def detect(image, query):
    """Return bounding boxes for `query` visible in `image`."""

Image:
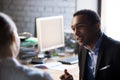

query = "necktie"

[86,51,94,80]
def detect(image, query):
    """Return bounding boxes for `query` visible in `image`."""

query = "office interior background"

[0,0,98,35]
[0,0,119,41]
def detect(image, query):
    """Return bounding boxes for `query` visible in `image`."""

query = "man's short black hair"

[73,9,100,25]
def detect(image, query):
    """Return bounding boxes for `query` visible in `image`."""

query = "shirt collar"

[84,32,103,55]
[93,32,103,54]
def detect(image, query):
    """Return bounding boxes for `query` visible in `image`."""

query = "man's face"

[71,15,99,46]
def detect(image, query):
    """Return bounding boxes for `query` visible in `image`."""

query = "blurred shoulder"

[19,64,53,80]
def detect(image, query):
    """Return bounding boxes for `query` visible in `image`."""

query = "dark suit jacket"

[78,34,120,80]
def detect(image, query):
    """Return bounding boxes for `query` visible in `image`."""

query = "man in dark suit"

[71,9,120,80]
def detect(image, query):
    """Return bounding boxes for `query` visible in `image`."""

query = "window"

[101,0,120,41]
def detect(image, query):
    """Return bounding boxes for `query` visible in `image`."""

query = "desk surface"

[43,65,79,80]
[25,53,79,80]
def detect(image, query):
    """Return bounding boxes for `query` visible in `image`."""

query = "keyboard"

[31,58,47,64]
[58,56,78,64]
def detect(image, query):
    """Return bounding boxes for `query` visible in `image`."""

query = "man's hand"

[60,69,73,80]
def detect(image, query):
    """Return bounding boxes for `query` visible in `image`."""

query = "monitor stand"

[31,57,47,64]
[31,51,47,64]
[44,51,52,58]
[30,51,51,64]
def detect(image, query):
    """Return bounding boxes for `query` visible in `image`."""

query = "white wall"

[76,0,98,12]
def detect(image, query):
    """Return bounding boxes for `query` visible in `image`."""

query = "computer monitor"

[36,16,65,57]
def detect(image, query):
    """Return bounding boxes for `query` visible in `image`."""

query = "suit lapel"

[80,48,88,79]
[95,46,104,77]
[95,34,106,78]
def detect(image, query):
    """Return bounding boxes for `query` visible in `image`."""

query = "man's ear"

[97,23,100,28]
[95,23,100,30]
[11,32,15,44]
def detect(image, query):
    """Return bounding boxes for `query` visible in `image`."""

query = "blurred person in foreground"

[71,9,120,80]
[0,12,53,80]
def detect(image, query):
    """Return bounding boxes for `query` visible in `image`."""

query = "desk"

[43,65,79,80]
[25,53,79,80]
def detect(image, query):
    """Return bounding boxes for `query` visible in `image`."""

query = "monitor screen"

[36,16,65,53]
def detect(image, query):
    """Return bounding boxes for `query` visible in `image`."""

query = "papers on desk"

[33,62,78,71]
[50,63,78,71]
[33,62,61,69]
